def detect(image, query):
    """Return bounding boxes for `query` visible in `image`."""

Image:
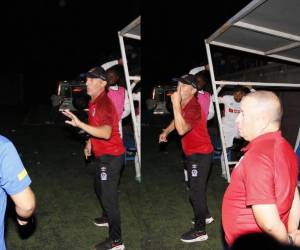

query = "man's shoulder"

[245,135,283,165]
[0,135,10,144]
[188,97,201,109]
[96,94,115,113]
[252,133,287,150]
[183,98,202,121]
[274,135,296,157]
[222,95,234,102]
[0,136,13,152]
[96,93,112,105]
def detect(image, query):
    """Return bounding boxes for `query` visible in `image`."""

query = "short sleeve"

[217,96,224,104]
[0,141,31,195]
[219,95,231,104]
[244,153,275,206]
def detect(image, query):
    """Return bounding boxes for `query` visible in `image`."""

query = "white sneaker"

[205,217,214,224]
[93,217,109,227]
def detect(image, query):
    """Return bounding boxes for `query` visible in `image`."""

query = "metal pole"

[215,81,300,88]
[118,32,141,182]
[205,41,231,183]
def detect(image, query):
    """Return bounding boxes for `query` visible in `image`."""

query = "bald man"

[222,91,300,247]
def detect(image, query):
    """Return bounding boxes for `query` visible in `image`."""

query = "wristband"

[16,214,33,222]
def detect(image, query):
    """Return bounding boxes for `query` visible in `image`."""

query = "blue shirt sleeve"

[296,144,300,171]
[0,139,31,195]
[296,144,300,160]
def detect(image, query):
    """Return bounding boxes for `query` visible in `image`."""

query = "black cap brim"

[86,72,107,81]
[172,77,197,89]
[172,77,180,82]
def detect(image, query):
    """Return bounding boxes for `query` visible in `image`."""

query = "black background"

[0,0,255,104]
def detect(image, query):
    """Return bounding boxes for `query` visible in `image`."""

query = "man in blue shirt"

[0,135,36,250]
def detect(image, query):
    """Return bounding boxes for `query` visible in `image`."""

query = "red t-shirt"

[181,97,213,156]
[88,91,125,157]
[222,131,298,246]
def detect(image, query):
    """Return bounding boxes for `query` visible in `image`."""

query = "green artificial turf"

[3,114,228,250]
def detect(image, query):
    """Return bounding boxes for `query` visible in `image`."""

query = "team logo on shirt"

[228,108,240,113]
[92,107,96,117]
[191,169,198,177]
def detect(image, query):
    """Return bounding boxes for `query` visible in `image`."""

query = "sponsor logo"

[191,169,198,177]
[228,108,240,113]
[101,172,107,181]
[92,108,96,117]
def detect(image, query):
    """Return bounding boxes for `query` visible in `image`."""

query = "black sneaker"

[180,228,208,243]
[191,216,214,225]
[94,238,125,250]
[93,217,109,227]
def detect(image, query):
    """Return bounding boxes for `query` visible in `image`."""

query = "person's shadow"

[231,233,300,250]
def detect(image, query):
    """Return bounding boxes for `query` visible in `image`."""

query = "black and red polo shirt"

[88,91,125,157]
[181,97,213,156]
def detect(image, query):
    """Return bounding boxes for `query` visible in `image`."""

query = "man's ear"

[102,80,108,87]
[256,115,270,134]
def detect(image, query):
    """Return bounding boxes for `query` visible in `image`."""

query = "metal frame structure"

[205,0,300,182]
[295,126,300,151]
[118,16,141,182]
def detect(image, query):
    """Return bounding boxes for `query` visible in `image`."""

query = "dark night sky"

[143,0,252,88]
[0,0,254,104]
[1,1,140,104]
